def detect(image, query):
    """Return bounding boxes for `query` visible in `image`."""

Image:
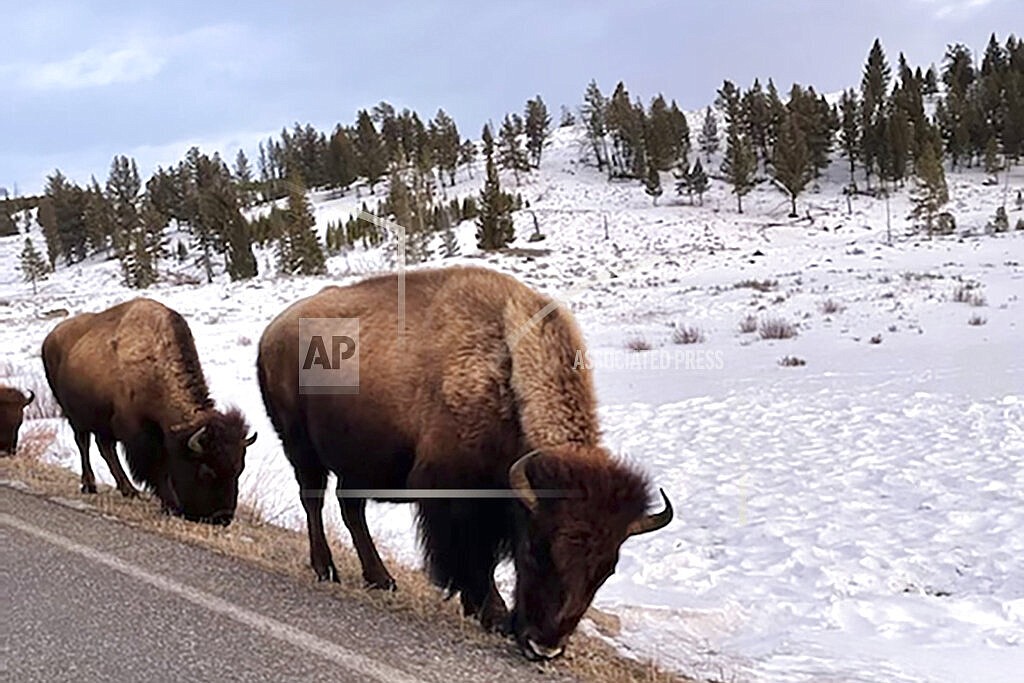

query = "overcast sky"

[1,0,1015,194]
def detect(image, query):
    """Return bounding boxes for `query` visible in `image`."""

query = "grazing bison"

[42,298,257,525]
[257,266,672,660]
[0,386,35,456]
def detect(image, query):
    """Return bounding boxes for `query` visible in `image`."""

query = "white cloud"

[917,0,995,19]
[5,23,250,92]
[26,43,165,90]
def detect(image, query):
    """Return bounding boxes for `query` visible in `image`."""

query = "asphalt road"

[0,483,576,683]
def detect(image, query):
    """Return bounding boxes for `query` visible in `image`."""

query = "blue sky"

[1,0,1014,194]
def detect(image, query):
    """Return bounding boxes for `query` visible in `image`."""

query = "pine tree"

[459,140,477,180]
[773,113,811,217]
[326,125,359,192]
[698,107,719,161]
[644,158,663,206]
[498,114,530,184]
[19,237,50,295]
[909,142,948,238]
[106,155,142,258]
[559,105,576,127]
[983,136,1001,179]
[689,159,709,205]
[860,38,892,187]
[718,81,756,213]
[354,110,387,194]
[234,149,254,207]
[476,124,514,250]
[923,65,939,96]
[431,109,461,186]
[839,89,861,188]
[524,95,552,168]
[581,80,609,170]
[36,197,59,267]
[277,176,326,275]
[743,79,771,169]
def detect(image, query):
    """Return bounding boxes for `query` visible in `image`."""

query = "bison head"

[165,408,257,525]
[507,447,672,661]
[0,388,35,456]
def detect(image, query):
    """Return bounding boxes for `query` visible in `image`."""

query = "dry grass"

[734,278,777,293]
[671,325,705,345]
[0,455,690,683]
[778,356,806,367]
[738,315,758,334]
[819,299,844,315]
[11,423,57,461]
[968,315,987,326]
[625,335,654,352]
[758,317,797,340]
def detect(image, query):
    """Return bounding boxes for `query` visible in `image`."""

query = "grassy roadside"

[1,429,691,683]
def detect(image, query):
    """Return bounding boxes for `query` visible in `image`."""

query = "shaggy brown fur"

[257,266,672,659]
[0,385,34,456]
[42,298,256,524]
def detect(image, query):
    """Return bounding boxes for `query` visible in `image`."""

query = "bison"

[257,266,672,660]
[42,298,256,525]
[0,386,35,456]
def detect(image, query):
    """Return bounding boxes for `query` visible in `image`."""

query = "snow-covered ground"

[2,125,1022,683]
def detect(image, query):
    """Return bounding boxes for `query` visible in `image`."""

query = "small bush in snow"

[1016,218,1024,231]
[952,283,985,306]
[820,298,844,314]
[779,356,806,367]
[672,325,705,345]
[739,315,758,333]
[734,278,777,293]
[238,336,252,347]
[625,336,653,352]
[869,334,883,344]
[968,315,987,326]
[759,317,797,340]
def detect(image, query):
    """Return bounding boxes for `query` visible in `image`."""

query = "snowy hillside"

[2,123,1023,683]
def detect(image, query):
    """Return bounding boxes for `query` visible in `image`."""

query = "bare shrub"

[820,298,844,314]
[734,278,777,292]
[779,356,806,367]
[968,315,987,326]
[13,423,56,461]
[671,325,705,345]
[869,334,883,344]
[625,336,653,352]
[952,283,985,306]
[759,317,797,340]
[738,315,758,333]
[237,336,252,347]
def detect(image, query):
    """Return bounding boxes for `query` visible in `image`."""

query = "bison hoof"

[365,576,397,592]
[315,565,340,584]
[80,483,98,494]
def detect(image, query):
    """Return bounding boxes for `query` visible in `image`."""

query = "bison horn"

[23,390,35,406]
[187,426,207,454]
[508,451,540,513]
[244,431,258,447]
[627,489,673,537]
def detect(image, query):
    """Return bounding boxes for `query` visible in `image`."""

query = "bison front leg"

[96,437,139,498]
[336,493,396,591]
[296,465,338,583]
[461,577,510,633]
[72,428,97,494]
